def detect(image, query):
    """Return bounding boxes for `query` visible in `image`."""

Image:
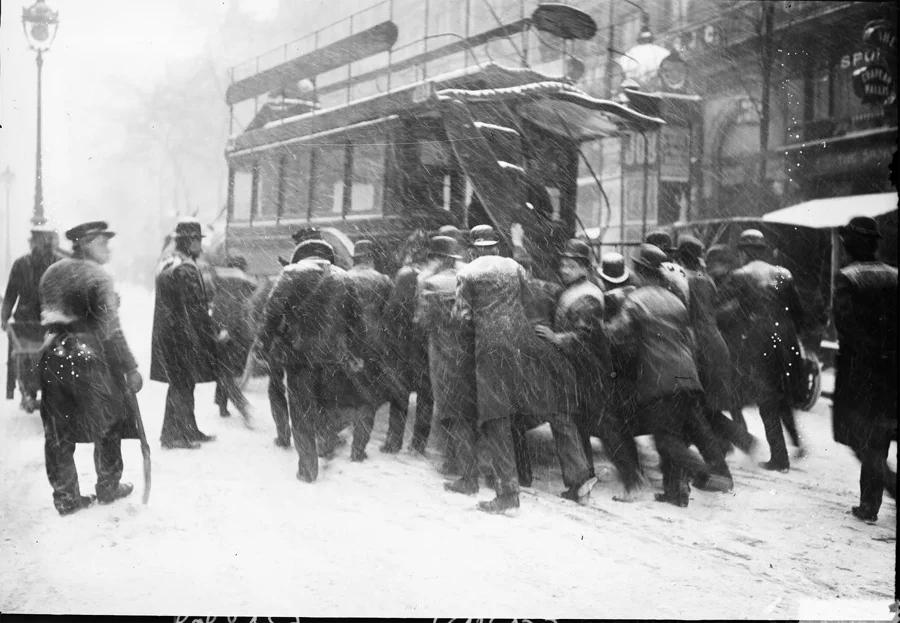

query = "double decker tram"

[221,3,664,281]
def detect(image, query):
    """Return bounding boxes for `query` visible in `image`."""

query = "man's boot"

[477,493,520,515]
[56,494,96,516]
[559,475,598,505]
[98,482,134,505]
[444,477,478,495]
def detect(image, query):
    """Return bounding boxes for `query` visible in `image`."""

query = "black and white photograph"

[0,0,896,619]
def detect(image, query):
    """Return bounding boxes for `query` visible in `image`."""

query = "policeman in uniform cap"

[717,228,809,472]
[151,218,221,449]
[38,221,143,514]
[832,216,898,523]
[3,223,61,411]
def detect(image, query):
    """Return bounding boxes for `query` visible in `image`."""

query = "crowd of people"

[2,212,896,523]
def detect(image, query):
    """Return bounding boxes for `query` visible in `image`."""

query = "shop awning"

[762,192,898,229]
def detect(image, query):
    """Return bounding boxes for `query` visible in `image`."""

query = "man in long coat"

[211,255,256,421]
[607,244,730,507]
[151,218,220,449]
[832,216,898,523]
[3,224,60,411]
[256,239,364,482]
[345,239,392,462]
[414,236,477,489]
[39,222,143,515]
[381,238,435,455]
[675,236,757,461]
[717,229,808,472]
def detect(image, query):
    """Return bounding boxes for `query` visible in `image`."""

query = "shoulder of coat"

[157,254,184,276]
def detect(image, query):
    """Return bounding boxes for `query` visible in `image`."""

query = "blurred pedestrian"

[645,230,689,303]
[716,229,809,472]
[256,239,364,482]
[151,218,221,450]
[38,221,143,515]
[832,216,898,523]
[211,255,256,423]
[346,239,392,462]
[3,224,60,412]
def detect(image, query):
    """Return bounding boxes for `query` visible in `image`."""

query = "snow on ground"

[0,284,895,619]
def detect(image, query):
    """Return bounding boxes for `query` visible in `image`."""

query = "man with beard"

[607,244,730,507]
[381,228,438,456]
[345,239,392,462]
[256,239,364,482]
[38,221,143,515]
[414,236,476,486]
[151,218,221,450]
[832,216,898,523]
[4,224,60,412]
[717,229,808,473]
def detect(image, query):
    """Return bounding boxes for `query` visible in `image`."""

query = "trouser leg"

[351,404,376,456]
[41,396,82,510]
[94,420,124,497]
[511,416,532,486]
[643,394,710,504]
[781,406,802,449]
[480,417,519,496]
[682,399,731,480]
[454,413,480,482]
[410,377,434,451]
[5,339,14,400]
[214,381,227,408]
[222,373,250,418]
[575,409,595,477]
[706,409,756,454]
[268,365,290,444]
[383,395,408,451]
[287,366,321,482]
[595,410,643,492]
[161,381,196,443]
[759,394,791,468]
[859,436,891,514]
[548,411,592,490]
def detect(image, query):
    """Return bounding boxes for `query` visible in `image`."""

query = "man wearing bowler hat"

[717,228,809,472]
[832,216,897,523]
[151,217,221,449]
[597,252,635,320]
[3,223,61,412]
[38,221,143,514]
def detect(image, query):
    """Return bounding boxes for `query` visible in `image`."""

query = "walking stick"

[125,389,152,505]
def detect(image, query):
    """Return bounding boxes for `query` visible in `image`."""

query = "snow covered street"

[0,285,895,619]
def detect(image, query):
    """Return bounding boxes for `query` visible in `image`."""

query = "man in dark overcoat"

[414,236,477,487]
[211,255,256,421]
[381,237,435,455]
[832,216,898,523]
[607,244,731,507]
[151,218,220,449]
[345,239,392,462]
[256,239,364,482]
[38,222,143,515]
[3,224,60,411]
[675,236,757,464]
[535,239,605,496]
[716,229,808,472]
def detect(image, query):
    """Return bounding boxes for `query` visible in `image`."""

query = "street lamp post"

[21,0,59,227]
[1,166,14,276]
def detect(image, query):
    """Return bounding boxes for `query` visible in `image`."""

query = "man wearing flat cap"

[38,221,143,515]
[3,223,61,412]
[151,218,220,449]
[716,228,809,473]
[256,238,364,482]
[832,216,898,523]
[345,239,392,462]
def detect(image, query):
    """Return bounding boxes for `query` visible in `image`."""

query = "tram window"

[232,169,253,221]
[348,141,386,215]
[258,157,280,219]
[282,149,311,217]
[310,144,346,218]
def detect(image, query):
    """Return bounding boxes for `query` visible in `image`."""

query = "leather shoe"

[379,443,401,454]
[560,475,598,505]
[98,482,134,505]
[350,449,368,462]
[758,460,789,473]
[194,432,217,443]
[162,438,201,450]
[444,477,479,495]
[56,494,96,516]
[851,505,878,523]
[274,437,291,449]
[655,492,689,508]
[477,493,520,515]
[218,407,232,418]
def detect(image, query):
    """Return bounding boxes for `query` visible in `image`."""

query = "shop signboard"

[659,125,691,182]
